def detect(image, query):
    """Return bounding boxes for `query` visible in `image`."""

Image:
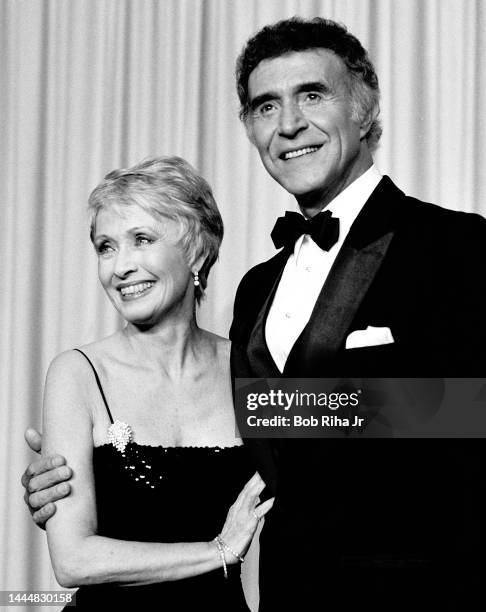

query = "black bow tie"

[271,210,340,251]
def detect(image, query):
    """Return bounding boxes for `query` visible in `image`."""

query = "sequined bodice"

[93,442,253,543]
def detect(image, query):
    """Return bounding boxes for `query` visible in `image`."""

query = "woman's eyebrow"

[93,233,110,242]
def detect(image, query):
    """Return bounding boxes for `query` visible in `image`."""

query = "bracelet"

[213,537,228,579]
[216,535,245,564]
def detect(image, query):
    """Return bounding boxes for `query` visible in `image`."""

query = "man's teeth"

[120,282,154,296]
[283,146,320,160]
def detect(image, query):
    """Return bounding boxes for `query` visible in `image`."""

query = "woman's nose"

[113,246,138,278]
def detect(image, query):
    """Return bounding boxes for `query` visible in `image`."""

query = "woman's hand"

[218,472,274,563]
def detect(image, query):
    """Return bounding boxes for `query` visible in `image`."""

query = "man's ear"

[359,102,380,140]
[244,117,257,145]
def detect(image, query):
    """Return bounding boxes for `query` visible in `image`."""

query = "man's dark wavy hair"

[235,17,382,150]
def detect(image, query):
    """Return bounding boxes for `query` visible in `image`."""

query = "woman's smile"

[118,281,156,300]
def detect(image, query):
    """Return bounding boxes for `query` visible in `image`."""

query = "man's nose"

[114,246,138,278]
[277,101,308,137]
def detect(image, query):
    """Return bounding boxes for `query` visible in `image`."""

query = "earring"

[193,272,200,287]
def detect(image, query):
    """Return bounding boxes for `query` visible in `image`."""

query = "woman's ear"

[191,254,205,277]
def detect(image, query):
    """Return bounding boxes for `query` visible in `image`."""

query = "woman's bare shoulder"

[47,331,124,386]
[43,351,96,425]
[48,348,91,379]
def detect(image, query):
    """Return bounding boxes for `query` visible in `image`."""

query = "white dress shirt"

[265,165,383,373]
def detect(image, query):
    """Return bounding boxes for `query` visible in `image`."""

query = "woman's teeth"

[120,282,154,297]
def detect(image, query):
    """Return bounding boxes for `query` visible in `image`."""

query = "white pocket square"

[345,326,394,349]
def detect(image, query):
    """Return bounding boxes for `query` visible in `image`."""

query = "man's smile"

[279,145,322,161]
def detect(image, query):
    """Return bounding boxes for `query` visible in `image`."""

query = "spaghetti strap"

[73,349,114,424]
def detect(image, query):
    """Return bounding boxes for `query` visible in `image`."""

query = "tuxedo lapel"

[245,253,295,377]
[284,177,403,375]
[230,272,283,379]
[230,248,290,349]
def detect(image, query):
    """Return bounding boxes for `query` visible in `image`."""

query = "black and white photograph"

[1,1,485,610]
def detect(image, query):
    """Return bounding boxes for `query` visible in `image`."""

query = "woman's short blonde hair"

[88,156,223,302]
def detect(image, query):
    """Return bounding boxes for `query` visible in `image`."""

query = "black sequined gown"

[69,350,253,611]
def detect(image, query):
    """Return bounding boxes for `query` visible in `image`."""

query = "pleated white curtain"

[1,1,485,610]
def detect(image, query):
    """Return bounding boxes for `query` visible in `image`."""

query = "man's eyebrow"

[249,81,332,110]
[249,92,278,111]
[296,81,332,94]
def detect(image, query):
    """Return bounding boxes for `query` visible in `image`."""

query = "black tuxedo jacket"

[230,177,486,610]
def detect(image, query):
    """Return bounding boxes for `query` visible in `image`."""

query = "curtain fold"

[1,1,484,610]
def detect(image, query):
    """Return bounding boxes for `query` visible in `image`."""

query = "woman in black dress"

[42,156,273,610]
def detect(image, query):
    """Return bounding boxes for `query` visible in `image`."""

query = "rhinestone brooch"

[107,420,133,453]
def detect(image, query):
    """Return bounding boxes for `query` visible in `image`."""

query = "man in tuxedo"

[22,17,486,611]
[229,17,486,611]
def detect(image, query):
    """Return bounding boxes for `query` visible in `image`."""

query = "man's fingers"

[24,454,66,479]
[32,502,56,528]
[27,464,72,493]
[21,471,29,489]
[24,489,34,515]
[24,428,42,453]
[22,455,68,489]
[29,483,71,509]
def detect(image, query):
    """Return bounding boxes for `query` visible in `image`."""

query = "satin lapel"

[246,265,286,378]
[284,176,403,375]
[230,269,284,380]
[231,248,291,349]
